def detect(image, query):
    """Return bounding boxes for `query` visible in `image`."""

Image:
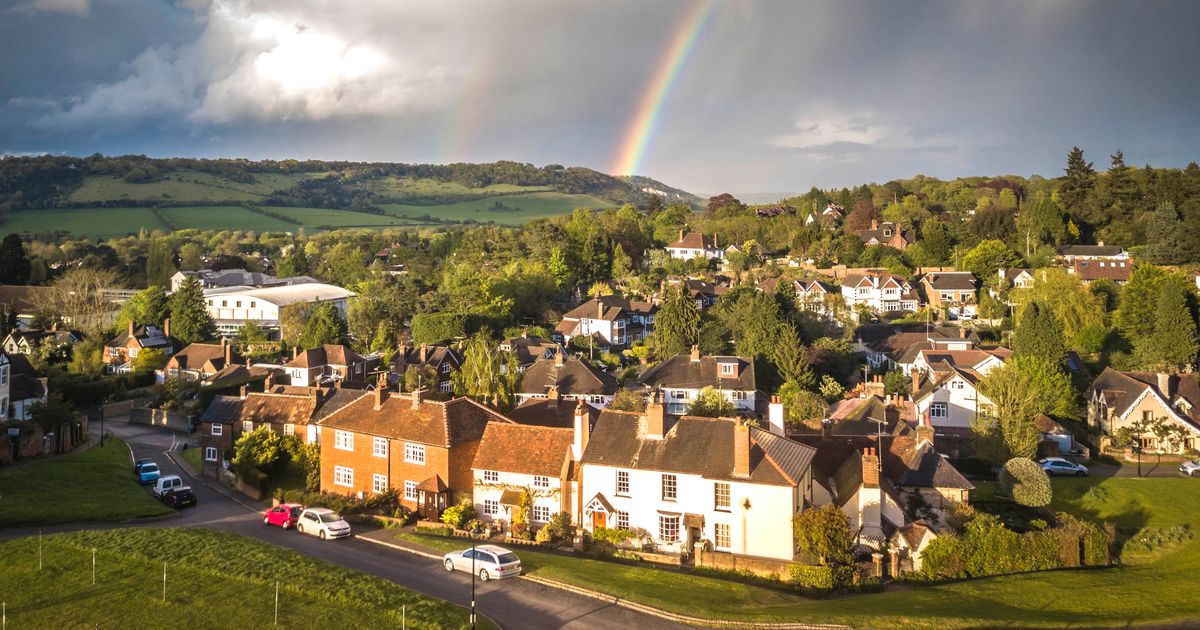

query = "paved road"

[10,421,684,630]
[1090,460,1197,478]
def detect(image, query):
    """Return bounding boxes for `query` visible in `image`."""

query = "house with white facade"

[911,349,1007,428]
[0,352,48,422]
[795,278,841,320]
[854,323,979,373]
[636,346,757,416]
[170,269,317,292]
[1055,243,1129,265]
[554,295,656,349]
[841,270,920,318]
[1086,368,1200,453]
[665,231,723,260]
[472,421,576,528]
[201,283,354,337]
[577,399,817,561]
[283,344,377,388]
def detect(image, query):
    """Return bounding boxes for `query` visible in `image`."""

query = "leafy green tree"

[961,239,1021,280]
[793,503,853,566]
[178,242,205,270]
[778,380,827,432]
[609,389,647,412]
[687,386,736,417]
[453,332,519,409]
[231,427,292,473]
[299,301,349,348]
[999,458,1053,507]
[1115,265,1171,343]
[1010,355,1076,417]
[276,241,309,277]
[29,393,77,434]
[118,286,169,331]
[1011,301,1065,363]
[1013,269,1104,348]
[131,347,166,373]
[236,321,270,344]
[1135,277,1199,372]
[145,238,176,287]
[167,275,215,343]
[1015,194,1067,249]
[654,285,700,357]
[547,246,571,289]
[818,375,845,402]
[403,364,438,393]
[67,338,105,376]
[977,362,1041,460]
[1143,203,1184,264]
[0,234,32,285]
[610,243,633,279]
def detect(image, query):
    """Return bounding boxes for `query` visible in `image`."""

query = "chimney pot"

[572,399,590,461]
[645,396,666,439]
[374,373,387,410]
[733,418,751,477]
[911,368,921,394]
[163,318,170,338]
[128,319,135,337]
[690,345,700,362]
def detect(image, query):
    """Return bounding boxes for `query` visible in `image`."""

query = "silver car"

[443,545,522,581]
[1180,460,1200,477]
[295,507,352,540]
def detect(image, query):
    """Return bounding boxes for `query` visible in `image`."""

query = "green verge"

[0,438,174,526]
[396,477,1200,628]
[0,528,480,628]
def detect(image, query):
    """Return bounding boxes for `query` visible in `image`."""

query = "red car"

[263,503,304,529]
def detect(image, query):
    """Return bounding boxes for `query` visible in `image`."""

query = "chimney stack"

[163,318,170,338]
[547,385,559,400]
[1158,372,1171,397]
[911,368,921,394]
[690,344,701,362]
[50,321,57,332]
[733,417,751,478]
[411,386,423,409]
[374,373,387,410]
[871,219,879,231]
[554,348,564,367]
[293,346,300,360]
[239,384,249,399]
[597,300,604,319]
[862,448,880,488]
[224,338,231,364]
[311,387,322,406]
[679,228,685,242]
[645,392,666,439]
[572,399,590,460]
[127,319,135,337]
[768,395,785,436]
[265,372,275,390]
[419,344,429,364]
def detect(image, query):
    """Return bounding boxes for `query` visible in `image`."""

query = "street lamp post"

[99,397,107,447]
[469,523,482,630]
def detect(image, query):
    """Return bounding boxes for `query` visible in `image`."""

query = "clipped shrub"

[440,501,476,530]
[787,564,852,591]
[535,512,574,546]
[999,457,1053,507]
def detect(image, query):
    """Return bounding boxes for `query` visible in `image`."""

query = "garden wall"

[129,407,191,432]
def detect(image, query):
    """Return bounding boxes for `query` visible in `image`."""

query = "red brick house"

[105,320,177,373]
[317,385,511,518]
[394,343,461,394]
[161,339,243,383]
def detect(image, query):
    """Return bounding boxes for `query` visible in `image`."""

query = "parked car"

[1039,457,1088,477]
[443,545,522,581]
[295,507,351,539]
[263,503,305,529]
[136,462,161,485]
[152,474,184,499]
[161,486,197,509]
[133,457,155,473]
[1180,460,1200,477]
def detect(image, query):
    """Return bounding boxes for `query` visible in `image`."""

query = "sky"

[1,0,1198,194]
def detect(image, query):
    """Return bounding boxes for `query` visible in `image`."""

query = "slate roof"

[507,397,597,429]
[561,295,657,322]
[1056,245,1125,257]
[319,394,509,447]
[637,354,756,391]
[579,410,815,486]
[499,335,560,366]
[472,422,574,477]
[200,395,244,425]
[885,436,974,490]
[108,324,174,350]
[826,396,905,436]
[285,344,366,369]
[856,223,916,246]
[4,328,82,347]
[1088,367,1200,431]
[169,343,243,372]
[10,374,46,401]
[519,356,619,396]
[396,344,461,368]
[921,272,978,291]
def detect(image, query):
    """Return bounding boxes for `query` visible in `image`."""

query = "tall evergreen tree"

[610,243,632,279]
[299,301,349,348]
[653,285,700,357]
[1011,301,1065,363]
[145,239,176,287]
[167,276,215,343]
[1115,265,1170,343]
[0,234,31,285]
[1060,146,1096,223]
[1139,278,1199,372]
[1107,150,1137,208]
[1143,203,1184,264]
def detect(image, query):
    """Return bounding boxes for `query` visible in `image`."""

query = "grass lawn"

[180,446,203,474]
[380,191,614,225]
[159,205,300,233]
[397,476,1200,628]
[3,207,169,238]
[0,528,480,628]
[0,439,174,527]
[259,206,431,229]
[66,171,321,204]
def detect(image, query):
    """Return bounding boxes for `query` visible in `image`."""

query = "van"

[152,474,184,498]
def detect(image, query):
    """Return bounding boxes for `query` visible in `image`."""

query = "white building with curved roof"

[202,283,355,336]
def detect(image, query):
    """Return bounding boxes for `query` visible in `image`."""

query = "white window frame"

[372,474,388,494]
[714,482,731,511]
[283,423,295,436]
[658,514,679,542]
[211,423,223,436]
[204,446,218,462]
[404,443,426,465]
[404,480,418,500]
[373,436,388,458]
[616,470,630,496]
[662,474,677,501]
[930,403,948,419]
[242,421,253,433]
[720,363,735,376]
[533,475,551,489]
[532,505,551,523]
[485,499,499,515]
[615,510,629,530]
[334,430,354,451]
[334,466,354,487]
[714,523,731,549]
[483,470,499,483]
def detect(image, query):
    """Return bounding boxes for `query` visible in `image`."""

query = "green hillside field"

[380,191,614,225]
[67,171,325,204]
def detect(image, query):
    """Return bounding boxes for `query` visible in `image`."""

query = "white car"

[1039,457,1089,477]
[1180,460,1200,477]
[443,545,522,581]
[152,474,185,499]
[295,507,351,540]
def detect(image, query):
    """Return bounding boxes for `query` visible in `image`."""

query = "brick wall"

[694,547,812,579]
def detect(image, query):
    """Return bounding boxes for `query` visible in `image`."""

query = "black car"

[161,486,198,509]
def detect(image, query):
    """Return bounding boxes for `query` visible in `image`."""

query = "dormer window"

[720,362,736,376]
[1176,399,1192,414]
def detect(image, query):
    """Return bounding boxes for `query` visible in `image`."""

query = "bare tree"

[30,267,124,333]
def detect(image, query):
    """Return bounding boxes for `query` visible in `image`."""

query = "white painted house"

[911,349,1006,428]
[554,296,657,349]
[666,231,724,260]
[472,421,575,527]
[840,270,920,316]
[201,283,354,337]
[636,347,757,416]
[577,400,817,561]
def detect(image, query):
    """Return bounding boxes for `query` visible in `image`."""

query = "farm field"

[67,171,321,204]
[1,207,169,238]
[0,528,478,628]
[262,206,429,229]
[380,191,614,225]
[159,206,300,232]
[362,175,552,199]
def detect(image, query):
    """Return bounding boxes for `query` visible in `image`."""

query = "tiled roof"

[108,324,173,349]
[826,396,905,436]
[519,356,619,396]
[1072,260,1132,282]
[885,436,973,490]
[319,394,509,447]
[579,410,815,486]
[170,343,242,372]
[1088,367,1200,431]
[499,335,560,365]
[201,395,244,425]
[856,223,916,246]
[637,354,756,391]
[507,397,597,429]
[242,392,319,426]
[668,232,718,250]
[921,272,978,291]
[396,344,460,368]
[285,344,365,369]
[472,423,573,477]
[561,295,657,321]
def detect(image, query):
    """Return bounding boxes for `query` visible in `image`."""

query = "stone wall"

[129,407,191,432]
[694,545,812,579]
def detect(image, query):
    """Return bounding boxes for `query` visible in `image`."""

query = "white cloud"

[35,0,465,128]
[769,113,962,162]
[9,0,89,16]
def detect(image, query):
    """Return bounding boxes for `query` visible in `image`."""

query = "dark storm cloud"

[1,0,1197,192]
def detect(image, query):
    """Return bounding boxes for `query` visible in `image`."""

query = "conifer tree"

[654,285,700,357]
[299,301,349,348]
[1011,301,1065,364]
[167,276,215,343]
[1139,279,1199,372]
[610,243,632,280]
[1060,146,1096,222]
[0,234,31,285]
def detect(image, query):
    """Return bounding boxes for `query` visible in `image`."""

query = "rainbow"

[610,0,717,178]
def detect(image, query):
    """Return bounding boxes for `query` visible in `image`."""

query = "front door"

[419,491,439,520]
[592,511,607,530]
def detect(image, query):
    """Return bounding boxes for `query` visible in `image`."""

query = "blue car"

[136,462,161,485]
